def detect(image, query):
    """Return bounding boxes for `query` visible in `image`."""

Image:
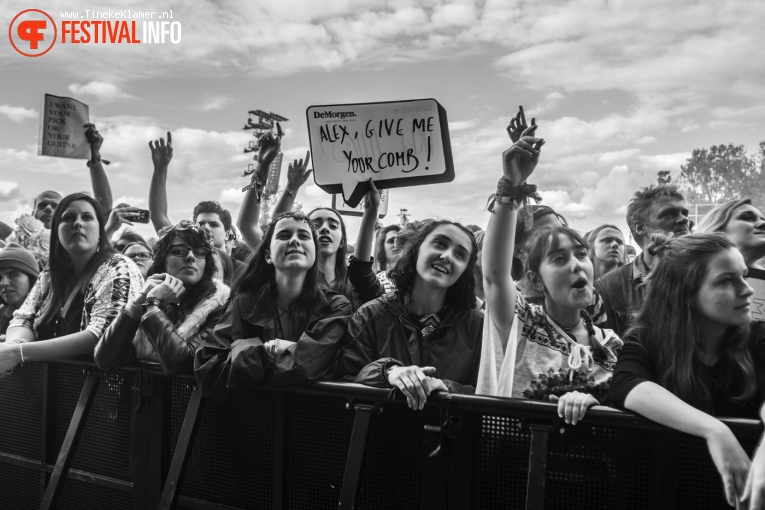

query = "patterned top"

[10,254,144,340]
[477,292,623,402]
[375,270,396,294]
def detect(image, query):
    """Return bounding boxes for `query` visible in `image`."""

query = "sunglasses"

[126,252,152,262]
[169,244,211,259]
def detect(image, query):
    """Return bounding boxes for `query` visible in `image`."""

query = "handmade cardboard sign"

[38,94,90,159]
[306,99,453,207]
[331,188,389,218]
[747,267,765,321]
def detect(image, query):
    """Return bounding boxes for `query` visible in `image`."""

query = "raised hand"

[362,179,381,213]
[84,123,103,159]
[105,204,141,233]
[502,106,544,185]
[286,151,312,192]
[256,122,283,182]
[149,132,173,168]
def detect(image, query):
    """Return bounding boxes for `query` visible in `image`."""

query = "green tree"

[677,143,757,204]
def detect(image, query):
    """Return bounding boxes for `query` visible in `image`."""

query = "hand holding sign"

[306,98,454,207]
[83,123,103,159]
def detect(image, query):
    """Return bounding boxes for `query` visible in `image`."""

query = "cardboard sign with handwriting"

[38,94,90,159]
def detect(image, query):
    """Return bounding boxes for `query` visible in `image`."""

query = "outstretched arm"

[148,132,173,232]
[483,106,544,345]
[272,149,312,217]
[237,124,284,249]
[84,124,113,214]
[354,179,380,262]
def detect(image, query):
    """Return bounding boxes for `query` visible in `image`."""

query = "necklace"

[546,313,583,334]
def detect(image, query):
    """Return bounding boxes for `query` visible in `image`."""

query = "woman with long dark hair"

[195,211,352,400]
[478,108,621,425]
[0,192,143,372]
[94,221,229,375]
[609,232,765,507]
[338,216,483,409]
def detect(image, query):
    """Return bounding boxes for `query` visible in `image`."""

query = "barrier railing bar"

[134,372,171,510]
[39,369,102,510]
[158,385,205,510]
[177,495,245,510]
[40,362,57,496]
[338,403,379,509]
[525,424,553,510]
[273,392,286,510]
[0,452,131,492]
[0,451,41,470]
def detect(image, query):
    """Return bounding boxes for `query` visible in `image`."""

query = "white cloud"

[0,105,37,122]
[68,81,134,103]
[198,95,234,112]
[448,120,475,132]
[532,92,567,116]
[0,181,22,201]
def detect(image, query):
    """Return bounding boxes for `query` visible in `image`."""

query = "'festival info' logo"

[9,9,57,57]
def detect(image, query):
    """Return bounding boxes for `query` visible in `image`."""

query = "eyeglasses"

[169,244,211,259]
[126,252,152,262]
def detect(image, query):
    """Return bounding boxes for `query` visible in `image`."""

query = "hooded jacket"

[337,291,484,394]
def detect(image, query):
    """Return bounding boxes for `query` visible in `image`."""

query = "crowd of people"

[2,107,765,507]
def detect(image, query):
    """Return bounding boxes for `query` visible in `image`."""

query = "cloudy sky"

[2,0,764,243]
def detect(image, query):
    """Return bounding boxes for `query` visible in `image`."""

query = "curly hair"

[625,232,756,412]
[149,222,217,324]
[234,212,322,333]
[389,220,478,311]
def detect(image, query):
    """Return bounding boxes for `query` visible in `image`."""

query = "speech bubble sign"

[331,188,389,219]
[37,93,90,160]
[306,98,453,207]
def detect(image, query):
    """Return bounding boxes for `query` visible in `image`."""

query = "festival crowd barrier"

[0,359,761,510]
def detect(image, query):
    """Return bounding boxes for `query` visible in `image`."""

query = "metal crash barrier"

[0,360,762,510]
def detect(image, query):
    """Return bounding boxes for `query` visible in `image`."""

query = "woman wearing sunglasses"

[94,220,229,376]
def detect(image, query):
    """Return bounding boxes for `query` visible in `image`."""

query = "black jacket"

[194,288,351,400]
[336,292,483,394]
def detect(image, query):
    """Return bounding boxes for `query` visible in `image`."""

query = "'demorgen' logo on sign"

[9,8,181,57]
[9,9,57,57]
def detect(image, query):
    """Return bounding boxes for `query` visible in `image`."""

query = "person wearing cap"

[0,243,40,336]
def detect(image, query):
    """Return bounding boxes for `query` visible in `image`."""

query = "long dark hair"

[234,212,322,333]
[625,232,756,412]
[149,222,217,324]
[37,193,116,328]
[307,207,350,296]
[374,224,401,272]
[390,220,478,311]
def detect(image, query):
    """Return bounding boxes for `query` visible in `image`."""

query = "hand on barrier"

[549,391,599,426]
[706,423,750,508]
[741,438,765,509]
[387,365,439,411]
[286,151,312,192]
[149,131,173,168]
[0,342,22,376]
[502,106,544,186]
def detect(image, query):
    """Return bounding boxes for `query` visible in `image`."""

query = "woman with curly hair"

[194,211,352,399]
[337,212,483,409]
[609,232,765,507]
[1,192,143,373]
[478,108,621,426]
[94,220,229,375]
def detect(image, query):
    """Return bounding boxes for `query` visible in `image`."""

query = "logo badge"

[9,9,57,57]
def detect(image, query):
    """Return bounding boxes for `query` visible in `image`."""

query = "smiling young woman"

[194,212,352,399]
[337,217,483,410]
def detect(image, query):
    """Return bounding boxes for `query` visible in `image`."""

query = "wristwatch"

[144,296,165,310]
